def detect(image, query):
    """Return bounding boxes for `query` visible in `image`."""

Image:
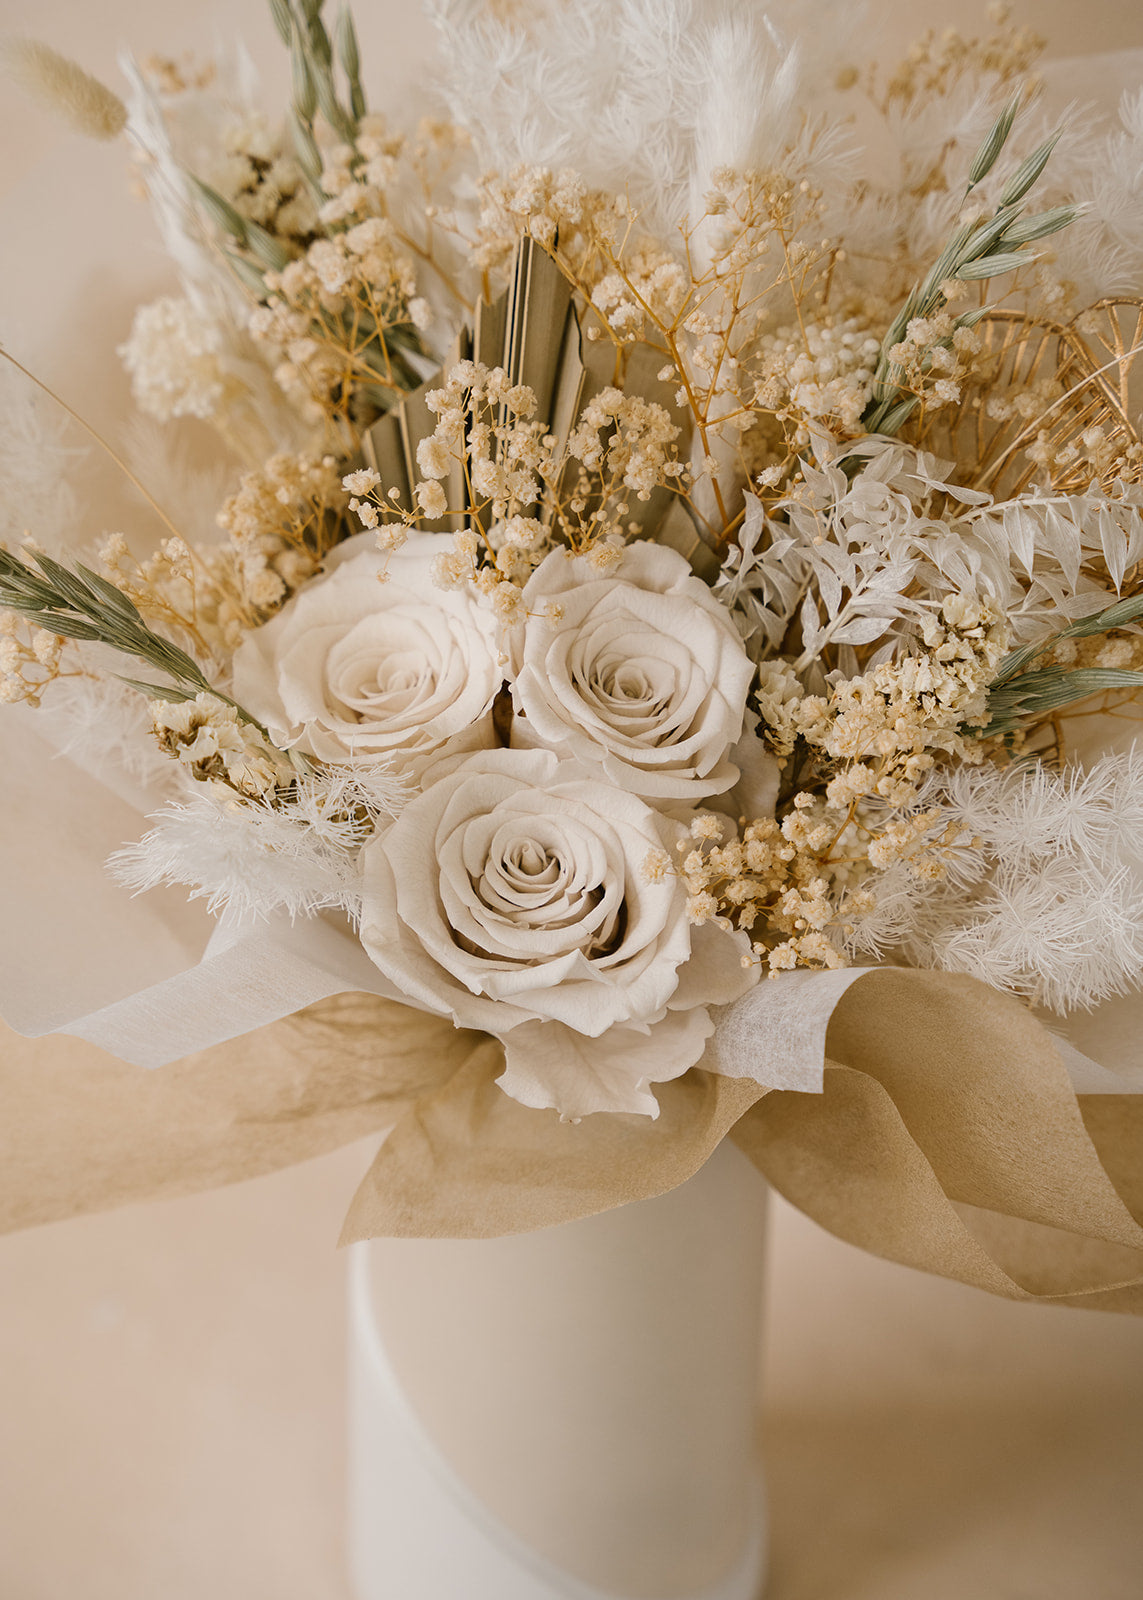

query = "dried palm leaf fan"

[918,298,1143,499]
[362,237,722,579]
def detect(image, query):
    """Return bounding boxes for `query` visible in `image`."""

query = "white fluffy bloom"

[119,296,228,422]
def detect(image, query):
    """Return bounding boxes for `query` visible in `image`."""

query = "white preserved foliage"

[846,753,1143,1014]
[111,765,410,923]
[717,440,1143,671]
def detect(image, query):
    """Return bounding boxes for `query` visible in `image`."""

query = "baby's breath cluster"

[210,112,318,246]
[0,609,69,707]
[119,297,230,424]
[766,595,1008,790]
[647,810,847,975]
[214,451,347,622]
[249,216,427,432]
[473,166,626,280]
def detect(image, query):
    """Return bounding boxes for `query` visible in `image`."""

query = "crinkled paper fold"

[3,966,1142,1314]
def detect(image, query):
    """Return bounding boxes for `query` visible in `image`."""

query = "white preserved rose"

[358,747,754,1117]
[231,533,502,774]
[510,542,755,801]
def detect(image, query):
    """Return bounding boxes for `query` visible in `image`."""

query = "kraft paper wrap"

[3,968,1142,1313]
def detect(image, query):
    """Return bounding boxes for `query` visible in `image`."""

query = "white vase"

[347,1138,769,1600]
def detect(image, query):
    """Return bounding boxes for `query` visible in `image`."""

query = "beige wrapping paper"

[0,996,486,1232]
[729,971,1143,1312]
[3,967,1142,1313]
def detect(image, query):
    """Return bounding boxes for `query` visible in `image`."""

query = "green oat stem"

[978,593,1143,736]
[862,104,1077,440]
[0,546,270,735]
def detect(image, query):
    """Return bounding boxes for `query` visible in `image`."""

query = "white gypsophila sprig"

[111,762,410,923]
[846,752,1143,1013]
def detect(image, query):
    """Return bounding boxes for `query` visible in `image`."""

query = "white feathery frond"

[847,751,1143,1013]
[1047,88,1143,303]
[423,0,856,235]
[121,415,239,547]
[110,764,410,923]
[33,672,179,804]
[0,363,85,553]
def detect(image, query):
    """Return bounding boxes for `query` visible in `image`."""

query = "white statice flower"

[509,542,756,801]
[358,746,755,1118]
[231,532,503,776]
[119,296,229,422]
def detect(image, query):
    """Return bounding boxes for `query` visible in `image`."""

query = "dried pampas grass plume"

[0,36,126,141]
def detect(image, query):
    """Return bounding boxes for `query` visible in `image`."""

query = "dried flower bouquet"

[2,0,1143,1306]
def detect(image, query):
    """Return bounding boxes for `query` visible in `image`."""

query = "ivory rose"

[509,542,756,801]
[358,747,754,1117]
[231,533,502,774]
